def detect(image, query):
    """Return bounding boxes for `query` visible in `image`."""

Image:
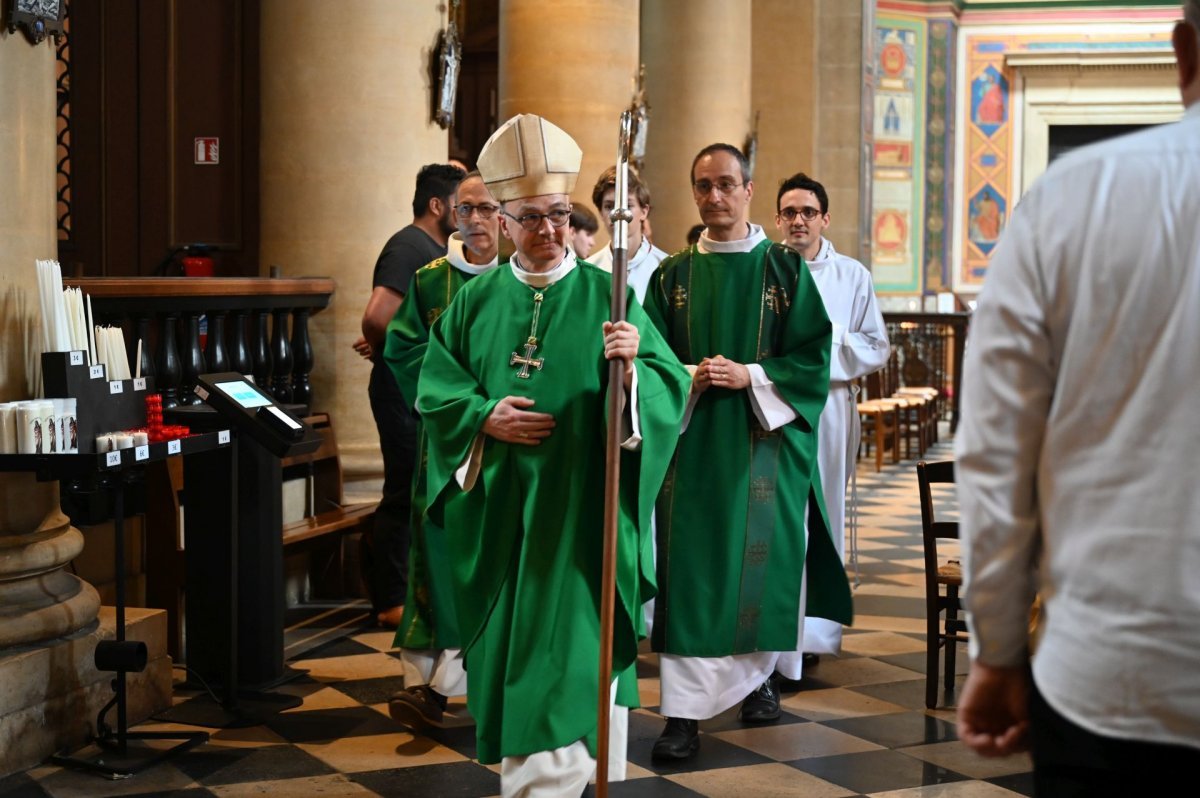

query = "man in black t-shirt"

[355,163,465,627]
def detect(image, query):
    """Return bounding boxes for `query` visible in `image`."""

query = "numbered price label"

[89,365,105,380]
[109,381,124,395]
[218,430,231,445]
[105,451,122,468]
[133,377,147,391]
[167,439,182,455]
[135,445,150,461]
[69,351,84,366]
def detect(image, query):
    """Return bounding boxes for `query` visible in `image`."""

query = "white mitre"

[477,114,582,202]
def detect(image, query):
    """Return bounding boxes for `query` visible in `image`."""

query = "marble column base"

[0,510,101,649]
[0,607,172,778]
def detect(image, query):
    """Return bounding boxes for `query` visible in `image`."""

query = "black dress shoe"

[652,717,699,761]
[802,653,821,666]
[388,685,448,730]
[738,675,782,723]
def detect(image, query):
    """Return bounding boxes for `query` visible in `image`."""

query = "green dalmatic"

[644,239,853,658]
[383,257,479,652]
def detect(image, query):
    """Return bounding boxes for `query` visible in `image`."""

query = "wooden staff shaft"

[596,110,634,797]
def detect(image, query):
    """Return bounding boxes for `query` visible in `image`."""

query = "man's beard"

[438,206,457,237]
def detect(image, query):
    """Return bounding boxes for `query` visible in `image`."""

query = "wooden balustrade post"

[158,314,183,408]
[206,311,231,373]
[290,308,313,408]
[271,309,293,402]
[180,313,207,405]
[252,311,273,388]
[230,311,252,376]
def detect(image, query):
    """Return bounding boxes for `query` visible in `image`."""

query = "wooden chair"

[883,358,934,458]
[857,378,900,472]
[864,370,923,460]
[917,460,968,708]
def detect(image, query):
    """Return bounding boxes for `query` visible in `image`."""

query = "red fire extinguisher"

[182,252,214,277]
[156,243,215,277]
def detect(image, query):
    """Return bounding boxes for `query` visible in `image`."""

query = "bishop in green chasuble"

[645,225,854,728]
[417,253,690,764]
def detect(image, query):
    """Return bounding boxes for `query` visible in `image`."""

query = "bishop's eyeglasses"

[455,203,499,220]
[692,179,744,196]
[501,208,572,231]
[777,206,824,222]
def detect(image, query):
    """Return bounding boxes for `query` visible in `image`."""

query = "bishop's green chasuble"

[644,239,853,657]
[383,257,479,652]
[417,260,690,764]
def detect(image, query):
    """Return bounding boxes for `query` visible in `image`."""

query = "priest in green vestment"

[381,171,502,731]
[415,114,690,795]
[644,143,853,762]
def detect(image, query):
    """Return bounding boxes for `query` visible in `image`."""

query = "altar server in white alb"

[586,165,668,303]
[773,172,889,661]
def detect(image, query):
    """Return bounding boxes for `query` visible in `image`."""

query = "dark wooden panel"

[103,0,140,275]
[137,0,170,278]
[60,0,260,278]
[168,0,242,250]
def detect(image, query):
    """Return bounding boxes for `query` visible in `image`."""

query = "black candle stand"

[0,353,237,778]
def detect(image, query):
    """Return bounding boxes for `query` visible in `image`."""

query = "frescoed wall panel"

[959,38,1013,286]
[922,15,956,293]
[955,24,1175,290]
[870,16,925,293]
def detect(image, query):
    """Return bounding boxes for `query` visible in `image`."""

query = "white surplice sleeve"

[620,364,642,451]
[954,196,1049,669]
[679,364,797,433]
[454,434,485,490]
[831,272,891,383]
[745,364,797,431]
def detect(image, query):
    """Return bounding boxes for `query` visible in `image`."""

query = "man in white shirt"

[773,173,889,665]
[955,4,1200,791]
[587,165,669,302]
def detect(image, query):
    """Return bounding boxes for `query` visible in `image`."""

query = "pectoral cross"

[510,337,544,379]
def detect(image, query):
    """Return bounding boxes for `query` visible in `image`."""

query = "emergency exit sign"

[194,137,220,165]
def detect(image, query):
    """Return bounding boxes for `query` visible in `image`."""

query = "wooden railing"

[64,277,334,410]
[882,311,970,433]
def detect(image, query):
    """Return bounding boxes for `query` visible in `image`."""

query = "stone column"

[0,28,100,650]
[259,1,449,488]
[641,0,752,252]
[497,0,639,237]
[815,0,865,259]
[749,0,817,235]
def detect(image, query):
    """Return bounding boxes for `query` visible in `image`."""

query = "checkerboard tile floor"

[1,433,1034,797]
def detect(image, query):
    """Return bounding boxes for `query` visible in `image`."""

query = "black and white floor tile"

[1,432,1034,797]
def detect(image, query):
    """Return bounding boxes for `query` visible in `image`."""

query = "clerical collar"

[804,237,837,270]
[447,232,499,275]
[509,249,578,288]
[698,223,767,254]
